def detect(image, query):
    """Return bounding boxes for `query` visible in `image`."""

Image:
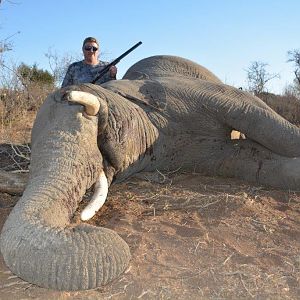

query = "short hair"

[82,37,99,47]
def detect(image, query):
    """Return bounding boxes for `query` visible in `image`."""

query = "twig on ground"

[239,273,255,298]
[10,143,30,161]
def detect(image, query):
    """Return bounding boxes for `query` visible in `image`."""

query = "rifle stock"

[91,41,142,84]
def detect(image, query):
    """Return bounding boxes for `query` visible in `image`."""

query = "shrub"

[0,62,56,125]
[17,63,55,86]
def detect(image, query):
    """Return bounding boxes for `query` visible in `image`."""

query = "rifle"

[91,41,142,84]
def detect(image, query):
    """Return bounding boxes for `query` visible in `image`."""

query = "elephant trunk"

[0,92,130,290]
[0,182,130,290]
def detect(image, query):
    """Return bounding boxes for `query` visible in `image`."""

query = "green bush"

[17,63,55,86]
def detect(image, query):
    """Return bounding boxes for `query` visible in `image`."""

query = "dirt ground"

[1,171,300,299]
[0,119,300,299]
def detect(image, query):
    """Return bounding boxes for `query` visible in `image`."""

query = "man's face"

[83,42,99,61]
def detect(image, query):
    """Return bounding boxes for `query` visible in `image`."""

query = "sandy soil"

[1,171,300,300]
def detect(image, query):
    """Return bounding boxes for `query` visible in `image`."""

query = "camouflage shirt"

[61,60,114,87]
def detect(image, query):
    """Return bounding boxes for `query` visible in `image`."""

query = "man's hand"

[109,65,117,79]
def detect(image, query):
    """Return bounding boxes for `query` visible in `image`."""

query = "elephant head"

[0,85,131,290]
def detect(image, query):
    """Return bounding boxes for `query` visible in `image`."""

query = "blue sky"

[1,0,299,93]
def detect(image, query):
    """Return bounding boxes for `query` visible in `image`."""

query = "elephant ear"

[102,79,167,111]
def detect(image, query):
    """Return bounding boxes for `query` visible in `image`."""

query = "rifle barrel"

[91,41,142,84]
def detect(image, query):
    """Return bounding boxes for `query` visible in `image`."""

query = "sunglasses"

[84,46,98,52]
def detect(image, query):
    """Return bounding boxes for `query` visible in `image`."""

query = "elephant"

[1,55,300,291]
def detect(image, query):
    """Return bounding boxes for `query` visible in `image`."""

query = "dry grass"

[0,110,36,145]
[0,84,54,142]
[79,174,300,299]
[258,92,300,125]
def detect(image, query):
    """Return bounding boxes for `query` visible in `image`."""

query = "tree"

[0,39,13,66]
[0,41,12,54]
[45,48,80,87]
[287,49,300,93]
[17,63,55,86]
[0,31,20,72]
[246,61,280,95]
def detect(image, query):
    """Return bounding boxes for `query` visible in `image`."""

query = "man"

[61,37,117,87]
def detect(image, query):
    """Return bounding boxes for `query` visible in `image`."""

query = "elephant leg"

[207,139,300,190]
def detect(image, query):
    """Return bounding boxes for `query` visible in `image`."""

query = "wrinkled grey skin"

[2,55,300,291]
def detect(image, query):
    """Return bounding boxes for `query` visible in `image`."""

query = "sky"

[0,0,299,93]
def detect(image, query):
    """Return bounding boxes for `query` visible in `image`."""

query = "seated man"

[61,36,117,87]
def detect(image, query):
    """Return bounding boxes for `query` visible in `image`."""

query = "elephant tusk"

[80,171,108,221]
[66,91,100,116]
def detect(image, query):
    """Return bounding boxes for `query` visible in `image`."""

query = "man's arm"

[94,63,117,85]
